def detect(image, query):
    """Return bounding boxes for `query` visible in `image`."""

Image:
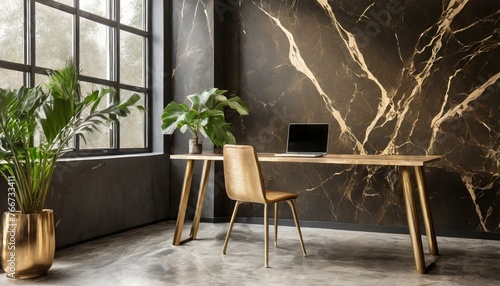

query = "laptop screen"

[286,123,329,153]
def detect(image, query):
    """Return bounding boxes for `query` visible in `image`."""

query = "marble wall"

[171,0,499,235]
[170,0,230,220]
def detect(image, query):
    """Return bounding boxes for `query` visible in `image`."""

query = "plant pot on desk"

[189,138,203,154]
[1,209,55,279]
[213,145,223,154]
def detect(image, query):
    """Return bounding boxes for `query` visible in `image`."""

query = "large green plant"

[0,62,141,214]
[161,88,249,147]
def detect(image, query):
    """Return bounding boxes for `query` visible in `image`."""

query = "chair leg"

[264,203,269,268]
[286,200,307,257]
[274,202,278,247]
[222,201,241,255]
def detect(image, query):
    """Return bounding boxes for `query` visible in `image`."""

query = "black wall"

[0,156,170,249]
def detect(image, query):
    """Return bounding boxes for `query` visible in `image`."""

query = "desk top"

[170,153,441,166]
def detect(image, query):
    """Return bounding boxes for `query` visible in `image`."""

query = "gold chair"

[222,144,307,267]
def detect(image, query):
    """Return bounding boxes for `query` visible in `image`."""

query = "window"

[0,0,151,155]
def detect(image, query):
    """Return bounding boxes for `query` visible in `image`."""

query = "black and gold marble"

[171,0,499,235]
[224,0,499,234]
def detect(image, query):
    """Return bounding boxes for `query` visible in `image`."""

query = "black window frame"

[0,0,152,156]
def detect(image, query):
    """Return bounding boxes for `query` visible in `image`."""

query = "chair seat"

[265,190,298,203]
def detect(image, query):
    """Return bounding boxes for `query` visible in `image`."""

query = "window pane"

[80,0,110,18]
[54,0,73,7]
[120,31,144,86]
[34,73,50,86]
[121,0,144,30]
[80,18,111,80]
[119,90,145,148]
[0,0,24,64]
[79,82,113,149]
[36,4,73,70]
[0,68,23,89]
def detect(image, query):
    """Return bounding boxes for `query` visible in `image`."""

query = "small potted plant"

[161,88,249,154]
[0,61,142,279]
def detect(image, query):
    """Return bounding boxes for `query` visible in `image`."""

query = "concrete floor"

[0,221,499,285]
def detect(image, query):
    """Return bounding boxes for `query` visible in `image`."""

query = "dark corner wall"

[172,0,499,238]
[169,0,232,222]
[49,156,170,248]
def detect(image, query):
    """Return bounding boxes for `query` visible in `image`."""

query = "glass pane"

[80,18,111,80]
[54,0,73,7]
[80,0,110,18]
[119,90,145,148]
[36,3,73,70]
[120,31,144,86]
[34,73,50,86]
[0,68,23,89]
[121,0,144,30]
[79,82,113,149]
[0,0,24,63]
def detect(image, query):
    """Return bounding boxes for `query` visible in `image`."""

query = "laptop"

[274,123,329,157]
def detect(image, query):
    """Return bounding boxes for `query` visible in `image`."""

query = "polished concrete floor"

[1,221,499,285]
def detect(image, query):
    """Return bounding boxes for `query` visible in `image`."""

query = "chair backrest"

[223,144,267,204]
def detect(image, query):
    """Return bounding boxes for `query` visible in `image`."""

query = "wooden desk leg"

[172,160,195,246]
[414,166,439,256]
[190,160,212,240]
[401,166,426,274]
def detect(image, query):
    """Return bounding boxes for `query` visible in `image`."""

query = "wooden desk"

[170,153,441,274]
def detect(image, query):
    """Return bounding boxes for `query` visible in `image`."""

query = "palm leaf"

[0,61,144,214]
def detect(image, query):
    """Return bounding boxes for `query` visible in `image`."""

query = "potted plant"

[0,62,141,279]
[161,88,249,154]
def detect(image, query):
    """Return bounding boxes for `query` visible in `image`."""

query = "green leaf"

[227,96,250,115]
[202,115,236,146]
[161,102,190,134]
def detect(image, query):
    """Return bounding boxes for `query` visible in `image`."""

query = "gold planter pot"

[1,209,55,279]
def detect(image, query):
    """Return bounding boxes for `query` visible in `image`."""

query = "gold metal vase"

[1,209,55,279]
